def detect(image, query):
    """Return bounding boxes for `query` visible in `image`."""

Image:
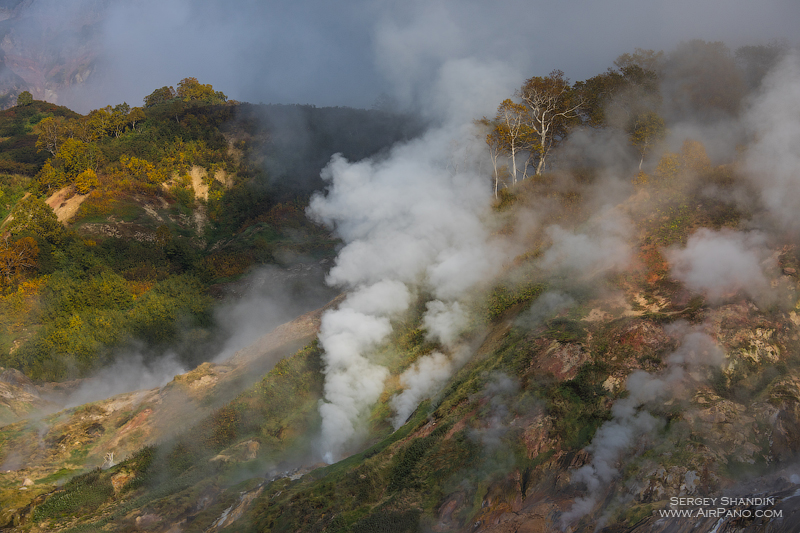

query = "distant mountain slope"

[0,0,104,106]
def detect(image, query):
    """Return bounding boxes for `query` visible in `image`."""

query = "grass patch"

[36,467,79,486]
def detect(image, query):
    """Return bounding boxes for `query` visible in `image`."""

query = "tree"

[56,138,101,179]
[34,161,66,195]
[613,48,664,74]
[662,40,745,119]
[574,69,626,127]
[75,168,99,194]
[110,103,131,137]
[517,70,583,175]
[36,117,66,156]
[575,49,662,130]
[7,195,64,245]
[144,86,176,108]
[16,91,33,106]
[735,42,786,91]
[680,139,710,174]
[120,155,166,184]
[629,112,666,170]
[493,99,534,184]
[86,107,113,140]
[64,117,94,143]
[176,77,227,104]
[128,107,146,131]
[0,235,38,292]
[476,117,505,198]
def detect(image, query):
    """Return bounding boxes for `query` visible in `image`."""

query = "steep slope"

[4,44,800,533]
[0,295,341,529]
[6,145,800,532]
[0,91,420,385]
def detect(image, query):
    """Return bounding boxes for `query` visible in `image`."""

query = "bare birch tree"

[494,99,532,185]
[517,70,582,175]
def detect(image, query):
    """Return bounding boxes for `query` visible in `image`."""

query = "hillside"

[3,43,800,533]
[0,81,420,386]
[5,144,800,532]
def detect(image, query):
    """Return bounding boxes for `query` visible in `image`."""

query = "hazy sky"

[62,0,800,110]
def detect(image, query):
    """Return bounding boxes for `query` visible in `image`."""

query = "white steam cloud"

[389,299,474,430]
[308,129,514,459]
[59,352,186,409]
[665,228,774,303]
[390,346,472,430]
[561,325,724,527]
[515,291,575,329]
[540,208,634,276]
[316,281,410,462]
[306,52,522,461]
[744,52,800,234]
[422,300,470,348]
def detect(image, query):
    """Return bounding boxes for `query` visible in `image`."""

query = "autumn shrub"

[494,187,517,210]
[0,277,44,325]
[544,317,587,343]
[260,201,306,227]
[56,138,102,181]
[7,195,65,244]
[202,405,241,452]
[652,203,692,246]
[33,160,66,194]
[166,442,196,477]
[74,168,99,194]
[171,182,195,214]
[119,154,167,184]
[680,139,711,173]
[1,269,210,378]
[119,445,157,492]
[0,235,38,293]
[546,361,612,449]
[387,423,450,493]
[33,309,128,371]
[41,270,133,321]
[655,152,680,181]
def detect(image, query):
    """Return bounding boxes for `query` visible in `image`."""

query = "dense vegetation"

[0,79,421,381]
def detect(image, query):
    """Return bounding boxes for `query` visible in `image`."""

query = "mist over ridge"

[0,0,795,112]
[2,1,800,531]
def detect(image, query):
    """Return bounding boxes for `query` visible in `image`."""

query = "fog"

[2,0,798,112]
[4,0,800,528]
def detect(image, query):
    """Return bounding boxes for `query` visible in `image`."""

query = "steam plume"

[744,52,800,234]
[306,55,521,461]
[390,346,472,430]
[540,208,634,276]
[515,291,575,329]
[664,228,775,304]
[561,325,724,527]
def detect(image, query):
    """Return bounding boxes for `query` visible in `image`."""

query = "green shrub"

[349,509,421,533]
[31,468,113,521]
